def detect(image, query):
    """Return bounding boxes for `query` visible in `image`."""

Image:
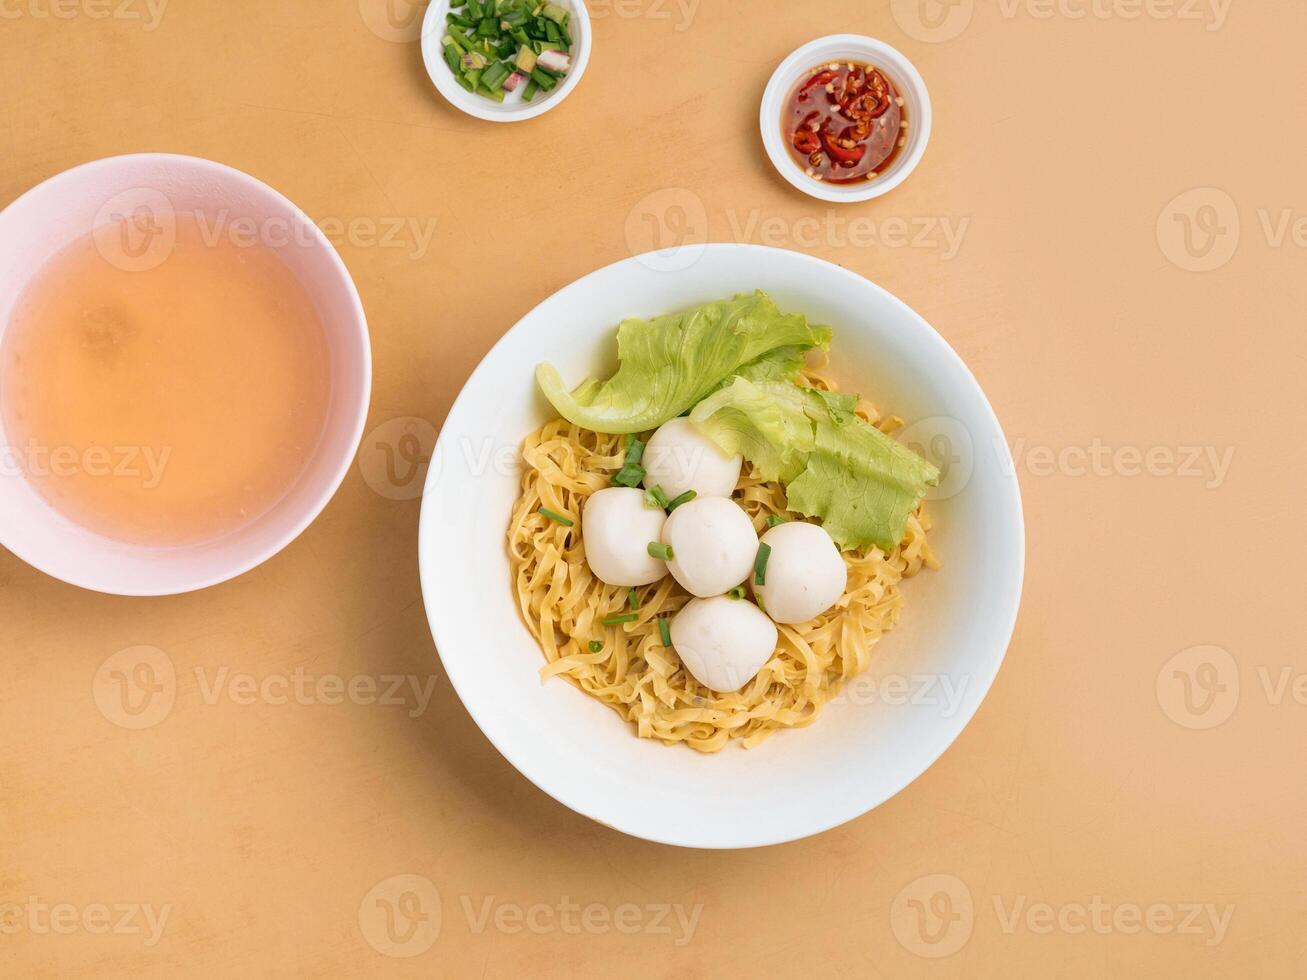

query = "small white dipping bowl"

[760,34,932,203]
[0,154,372,596]
[418,244,1023,848]
[421,0,591,123]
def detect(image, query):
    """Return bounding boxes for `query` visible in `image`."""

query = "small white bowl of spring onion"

[421,0,590,123]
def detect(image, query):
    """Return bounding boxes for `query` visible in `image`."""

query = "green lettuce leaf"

[690,378,939,551]
[688,378,818,483]
[535,291,831,434]
[730,345,812,386]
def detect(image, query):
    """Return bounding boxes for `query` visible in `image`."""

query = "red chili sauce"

[784,63,906,184]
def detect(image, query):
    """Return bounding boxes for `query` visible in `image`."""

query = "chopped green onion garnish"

[645,485,671,510]
[602,613,639,626]
[443,0,571,105]
[754,542,772,586]
[538,507,573,527]
[766,514,788,528]
[611,463,645,487]
[648,542,674,561]
[727,585,746,600]
[481,61,511,89]
[627,588,639,611]
[588,640,604,653]
[657,616,672,647]
[624,434,646,466]
[667,490,697,511]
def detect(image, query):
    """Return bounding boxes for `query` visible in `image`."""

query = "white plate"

[418,245,1023,848]
[421,0,591,123]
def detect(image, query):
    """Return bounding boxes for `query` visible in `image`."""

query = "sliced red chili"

[799,69,837,96]
[793,127,821,155]
[822,132,865,166]
[847,92,891,120]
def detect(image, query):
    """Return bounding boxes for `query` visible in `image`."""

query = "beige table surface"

[2,1,1304,977]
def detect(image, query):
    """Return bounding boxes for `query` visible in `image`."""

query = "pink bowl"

[0,154,372,595]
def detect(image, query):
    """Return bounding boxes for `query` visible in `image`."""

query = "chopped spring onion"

[602,613,639,626]
[613,434,648,486]
[588,640,604,653]
[647,542,674,561]
[645,485,671,510]
[624,434,646,466]
[628,588,639,611]
[481,61,512,89]
[727,585,746,600]
[766,514,788,528]
[538,507,573,526]
[657,616,672,647]
[445,0,572,104]
[611,463,645,487]
[667,489,697,511]
[754,542,772,586]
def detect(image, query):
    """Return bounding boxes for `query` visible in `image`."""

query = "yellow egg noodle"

[507,371,937,753]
